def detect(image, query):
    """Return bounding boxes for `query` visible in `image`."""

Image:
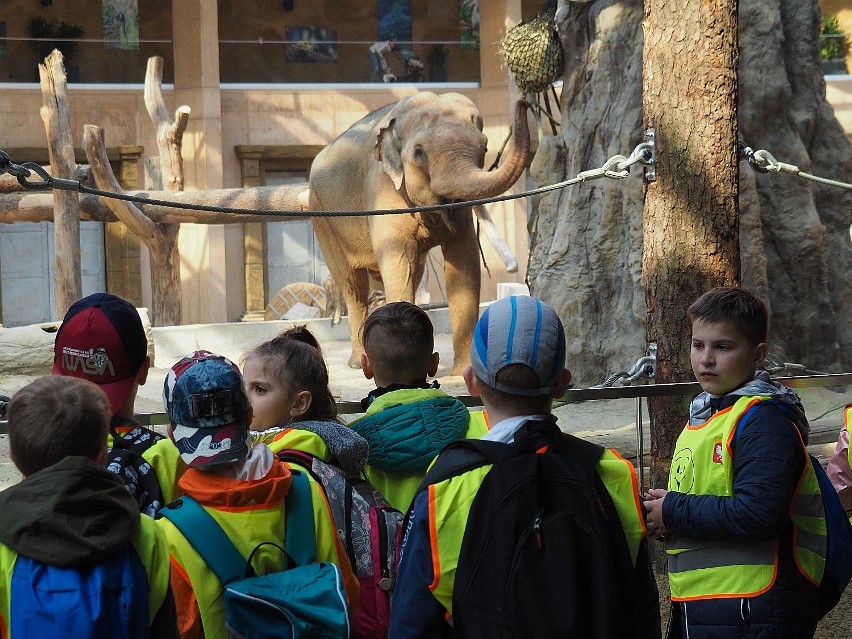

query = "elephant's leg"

[312,218,371,368]
[441,213,481,375]
[375,237,420,303]
[341,269,371,367]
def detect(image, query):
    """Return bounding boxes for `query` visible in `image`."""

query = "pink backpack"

[278,449,403,639]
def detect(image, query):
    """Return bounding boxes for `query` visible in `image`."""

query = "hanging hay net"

[499,7,564,95]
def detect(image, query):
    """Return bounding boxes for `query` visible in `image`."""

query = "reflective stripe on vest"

[427,448,646,613]
[666,395,826,600]
[846,405,852,478]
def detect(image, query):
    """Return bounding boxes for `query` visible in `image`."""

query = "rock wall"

[529,0,852,385]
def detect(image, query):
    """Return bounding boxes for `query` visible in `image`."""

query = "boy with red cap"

[53,292,184,514]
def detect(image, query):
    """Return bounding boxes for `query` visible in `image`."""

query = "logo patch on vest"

[712,437,723,464]
[671,447,695,493]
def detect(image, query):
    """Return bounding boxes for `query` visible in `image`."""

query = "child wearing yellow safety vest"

[155,351,358,639]
[348,302,489,512]
[390,295,660,638]
[644,287,824,639]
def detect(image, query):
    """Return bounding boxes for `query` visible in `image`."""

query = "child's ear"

[551,369,572,398]
[136,355,151,386]
[290,390,313,419]
[93,446,108,467]
[360,353,374,380]
[427,352,440,377]
[462,365,480,397]
[754,342,769,367]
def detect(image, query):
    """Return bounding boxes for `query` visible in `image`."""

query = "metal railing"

[2,373,849,492]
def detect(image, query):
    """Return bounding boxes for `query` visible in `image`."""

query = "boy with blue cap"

[156,350,359,638]
[388,295,660,639]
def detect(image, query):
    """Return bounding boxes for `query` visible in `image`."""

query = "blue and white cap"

[471,295,567,397]
[163,350,250,468]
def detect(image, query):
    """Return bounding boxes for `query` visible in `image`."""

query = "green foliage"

[27,17,85,63]
[820,16,850,61]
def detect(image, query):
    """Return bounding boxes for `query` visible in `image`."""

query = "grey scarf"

[254,420,369,474]
[688,371,810,443]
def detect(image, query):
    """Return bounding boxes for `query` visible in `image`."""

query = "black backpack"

[106,419,167,517]
[419,421,642,639]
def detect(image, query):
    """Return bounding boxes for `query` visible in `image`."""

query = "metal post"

[636,395,644,493]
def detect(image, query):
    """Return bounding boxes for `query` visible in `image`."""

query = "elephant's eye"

[413,146,426,162]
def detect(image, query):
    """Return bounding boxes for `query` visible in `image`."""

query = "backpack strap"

[157,495,246,586]
[419,420,603,491]
[157,470,317,582]
[284,470,318,566]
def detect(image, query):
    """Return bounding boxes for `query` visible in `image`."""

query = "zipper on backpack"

[533,513,544,558]
[592,488,609,520]
[378,509,394,591]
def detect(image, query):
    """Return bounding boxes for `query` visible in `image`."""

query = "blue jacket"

[662,383,820,639]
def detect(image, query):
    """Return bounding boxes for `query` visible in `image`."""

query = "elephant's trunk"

[431,100,531,201]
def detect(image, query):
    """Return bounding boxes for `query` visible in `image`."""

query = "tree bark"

[39,49,81,317]
[642,0,740,490]
[0,185,310,224]
[83,125,182,326]
[0,166,92,193]
[145,56,191,192]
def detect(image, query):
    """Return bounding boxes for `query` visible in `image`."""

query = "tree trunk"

[39,49,81,318]
[533,0,850,388]
[641,0,740,489]
[83,125,182,326]
[0,185,310,224]
[145,56,191,192]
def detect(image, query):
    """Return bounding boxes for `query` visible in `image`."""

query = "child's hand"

[643,488,669,540]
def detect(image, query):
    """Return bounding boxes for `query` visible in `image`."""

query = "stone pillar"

[236,146,267,319]
[476,0,530,302]
[105,146,145,307]
[172,0,244,324]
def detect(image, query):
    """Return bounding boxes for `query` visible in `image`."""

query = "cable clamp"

[15,162,80,192]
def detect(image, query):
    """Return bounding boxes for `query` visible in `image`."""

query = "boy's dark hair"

[361,302,435,385]
[476,365,553,415]
[8,375,110,477]
[687,286,769,346]
[246,326,338,422]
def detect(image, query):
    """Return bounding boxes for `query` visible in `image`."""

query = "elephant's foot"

[348,352,364,369]
[447,363,467,377]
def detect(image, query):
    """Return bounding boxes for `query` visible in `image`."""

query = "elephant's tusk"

[474,204,518,272]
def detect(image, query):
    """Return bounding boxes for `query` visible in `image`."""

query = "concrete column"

[476,0,530,302]
[172,0,243,324]
[237,147,267,318]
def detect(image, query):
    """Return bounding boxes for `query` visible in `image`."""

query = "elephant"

[309,91,530,374]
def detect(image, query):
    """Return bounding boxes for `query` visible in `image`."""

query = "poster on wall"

[285,27,338,63]
[102,0,140,50]
[378,0,412,42]
[459,0,480,50]
[0,23,7,61]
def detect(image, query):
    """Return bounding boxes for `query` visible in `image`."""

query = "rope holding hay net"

[500,7,564,96]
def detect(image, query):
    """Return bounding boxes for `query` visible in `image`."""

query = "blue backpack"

[11,545,150,639]
[158,470,350,639]
[810,454,852,617]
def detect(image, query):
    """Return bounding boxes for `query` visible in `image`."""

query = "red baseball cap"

[52,293,148,414]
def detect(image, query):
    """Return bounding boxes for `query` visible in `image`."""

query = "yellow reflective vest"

[0,514,171,636]
[427,447,646,613]
[666,395,826,601]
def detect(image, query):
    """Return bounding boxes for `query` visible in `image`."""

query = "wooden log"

[0,184,311,225]
[39,50,81,316]
[145,57,191,192]
[0,165,92,193]
[84,125,183,325]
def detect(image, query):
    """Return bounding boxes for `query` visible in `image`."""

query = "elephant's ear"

[375,118,404,191]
